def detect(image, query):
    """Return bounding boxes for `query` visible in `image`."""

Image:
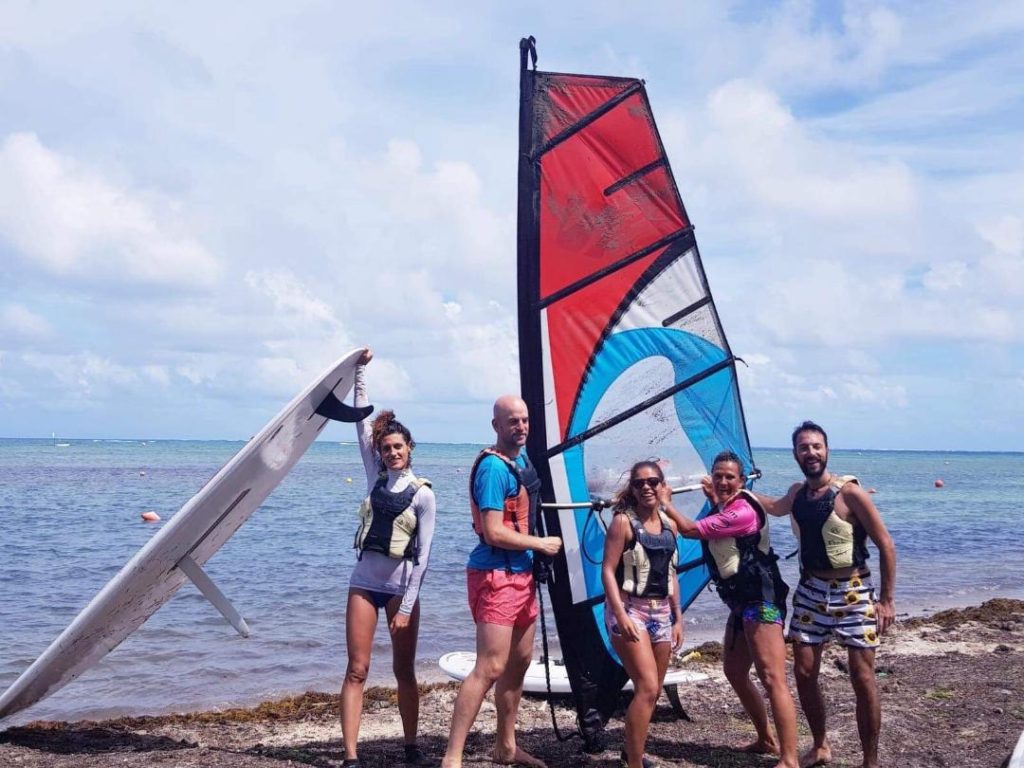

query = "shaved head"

[492,395,529,456]
[493,394,528,420]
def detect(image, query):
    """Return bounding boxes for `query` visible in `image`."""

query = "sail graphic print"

[515,37,757,743]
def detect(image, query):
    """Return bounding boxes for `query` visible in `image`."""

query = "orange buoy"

[868,488,877,494]
[934,479,944,488]
[141,511,161,522]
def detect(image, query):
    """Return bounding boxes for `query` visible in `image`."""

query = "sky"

[0,1,1022,451]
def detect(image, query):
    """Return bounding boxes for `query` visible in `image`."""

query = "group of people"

[339,349,897,768]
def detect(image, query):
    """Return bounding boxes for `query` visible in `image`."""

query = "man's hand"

[875,597,896,635]
[536,536,562,557]
[358,348,373,365]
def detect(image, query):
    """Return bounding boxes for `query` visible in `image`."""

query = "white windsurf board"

[0,348,369,720]
[438,651,707,695]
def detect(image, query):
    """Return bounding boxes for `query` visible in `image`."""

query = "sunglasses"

[630,477,662,490]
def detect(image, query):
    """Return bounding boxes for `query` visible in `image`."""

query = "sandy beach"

[2,599,1021,768]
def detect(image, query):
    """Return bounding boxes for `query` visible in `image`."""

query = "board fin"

[315,392,373,423]
[176,556,251,638]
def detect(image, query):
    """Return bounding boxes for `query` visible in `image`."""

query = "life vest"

[791,474,868,573]
[701,490,788,609]
[468,448,541,542]
[616,509,678,599]
[354,473,431,562]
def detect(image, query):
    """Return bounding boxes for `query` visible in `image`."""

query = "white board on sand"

[1008,728,1024,768]
[438,651,708,695]
[0,348,371,721]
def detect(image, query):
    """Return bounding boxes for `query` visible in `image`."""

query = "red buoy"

[934,479,944,488]
[141,511,161,522]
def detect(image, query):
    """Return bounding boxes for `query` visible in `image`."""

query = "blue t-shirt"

[467,453,533,573]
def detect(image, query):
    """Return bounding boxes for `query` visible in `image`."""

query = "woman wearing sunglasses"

[662,451,798,768]
[601,461,684,768]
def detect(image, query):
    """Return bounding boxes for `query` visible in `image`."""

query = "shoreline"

[2,598,1022,767]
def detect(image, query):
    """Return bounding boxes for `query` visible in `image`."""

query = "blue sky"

[1,1,1022,451]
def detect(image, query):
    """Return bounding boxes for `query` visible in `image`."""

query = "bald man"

[442,396,562,768]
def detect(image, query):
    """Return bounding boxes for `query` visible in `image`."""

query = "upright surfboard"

[0,348,371,720]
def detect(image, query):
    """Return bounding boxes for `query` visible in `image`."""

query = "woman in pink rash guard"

[662,451,798,768]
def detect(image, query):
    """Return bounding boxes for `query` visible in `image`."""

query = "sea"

[1,438,1022,725]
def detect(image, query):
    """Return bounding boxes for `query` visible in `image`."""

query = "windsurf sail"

[515,37,757,746]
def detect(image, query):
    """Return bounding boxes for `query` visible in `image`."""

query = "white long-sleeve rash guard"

[346,364,436,615]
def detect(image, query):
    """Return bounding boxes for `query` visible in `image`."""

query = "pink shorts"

[467,568,538,628]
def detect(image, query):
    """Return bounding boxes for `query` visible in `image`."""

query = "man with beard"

[757,421,896,768]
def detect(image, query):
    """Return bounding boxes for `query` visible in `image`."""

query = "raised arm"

[658,482,702,539]
[354,350,377,488]
[842,483,897,634]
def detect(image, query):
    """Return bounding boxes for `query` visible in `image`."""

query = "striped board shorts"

[788,572,880,649]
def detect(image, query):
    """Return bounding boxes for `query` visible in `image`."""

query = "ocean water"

[1,438,1021,724]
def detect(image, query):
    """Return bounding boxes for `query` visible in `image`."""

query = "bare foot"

[800,744,832,767]
[740,737,780,755]
[492,746,547,768]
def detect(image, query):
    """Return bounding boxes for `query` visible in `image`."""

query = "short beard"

[800,457,827,481]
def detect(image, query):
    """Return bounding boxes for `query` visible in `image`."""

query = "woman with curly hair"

[340,349,436,768]
[663,450,797,768]
[601,460,684,768]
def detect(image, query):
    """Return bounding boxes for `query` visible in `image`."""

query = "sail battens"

[662,295,713,327]
[536,227,694,310]
[544,356,738,459]
[603,158,667,197]
[516,38,756,746]
[530,80,644,161]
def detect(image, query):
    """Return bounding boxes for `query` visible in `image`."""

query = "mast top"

[519,36,537,71]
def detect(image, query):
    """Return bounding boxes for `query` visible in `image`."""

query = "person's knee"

[345,660,370,686]
[723,659,750,686]
[393,661,417,687]
[848,658,876,693]
[792,652,817,684]
[757,663,786,693]
[472,655,508,684]
[630,679,661,709]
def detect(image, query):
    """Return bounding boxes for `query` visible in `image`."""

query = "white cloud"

[0,304,52,340]
[0,132,221,289]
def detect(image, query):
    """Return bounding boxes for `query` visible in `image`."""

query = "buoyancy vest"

[468,448,541,543]
[701,490,788,609]
[354,473,431,562]
[792,474,869,573]
[616,509,678,599]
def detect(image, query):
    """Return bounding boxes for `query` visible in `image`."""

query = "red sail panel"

[534,74,635,143]
[538,91,687,300]
[545,246,668,439]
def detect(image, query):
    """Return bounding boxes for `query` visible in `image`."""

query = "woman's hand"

[358,348,373,365]
[656,480,674,509]
[700,475,717,505]
[389,611,411,634]
[617,612,642,643]
[672,616,684,650]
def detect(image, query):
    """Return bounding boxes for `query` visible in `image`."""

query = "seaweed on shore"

[902,598,1024,629]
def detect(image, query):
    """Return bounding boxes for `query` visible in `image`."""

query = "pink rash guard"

[695,495,761,540]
